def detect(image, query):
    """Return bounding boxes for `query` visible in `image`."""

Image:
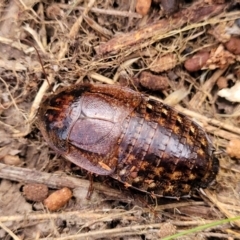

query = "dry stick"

[83,15,113,38]
[126,0,137,30]
[0,209,136,223]
[89,72,115,84]
[76,6,142,18]
[13,74,55,138]
[226,229,240,238]
[155,201,204,211]
[202,233,239,239]
[96,1,227,55]
[39,219,234,240]
[56,0,96,60]
[204,125,239,142]
[18,0,43,20]
[0,208,215,227]
[38,2,47,48]
[217,202,240,213]
[0,163,128,200]
[189,67,228,109]
[1,207,230,239]
[0,163,215,211]
[204,189,240,228]
[68,0,96,39]
[23,25,47,54]
[40,226,157,240]
[0,221,20,240]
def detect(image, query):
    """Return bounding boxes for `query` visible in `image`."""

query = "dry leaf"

[204,45,235,70]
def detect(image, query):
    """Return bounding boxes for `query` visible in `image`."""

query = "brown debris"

[43,187,72,211]
[226,138,240,158]
[96,1,227,55]
[208,21,234,43]
[161,0,180,14]
[205,45,235,69]
[184,51,210,72]
[158,222,177,238]
[150,53,177,73]
[136,0,152,16]
[139,71,169,90]
[23,184,49,202]
[2,154,22,166]
[224,36,240,55]
[216,76,228,89]
[46,4,64,19]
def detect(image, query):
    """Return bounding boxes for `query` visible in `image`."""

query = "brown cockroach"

[37,83,218,197]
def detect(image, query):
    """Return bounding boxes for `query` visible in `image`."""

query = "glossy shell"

[37,83,219,197]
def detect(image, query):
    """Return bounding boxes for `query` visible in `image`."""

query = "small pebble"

[184,51,210,72]
[226,139,240,159]
[139,71,169,91]
[23,184,49,202]
[224,37,240,55]
[136,0,152,16]
[44,187,72,211]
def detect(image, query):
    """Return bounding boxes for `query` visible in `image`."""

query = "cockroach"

[37,83,219,197]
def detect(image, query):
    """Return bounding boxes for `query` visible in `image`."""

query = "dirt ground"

[1,0,240,239]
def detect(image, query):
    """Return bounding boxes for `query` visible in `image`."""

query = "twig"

[95,1,228,55]
[0,209,135,223]
[76,6,142,18]
[0,163,128,200]
[204,189,240,227]
[0,221,20,240]
[189,67,228,108]
[83,15,113,38]
[13,73,55,138]
[175,105,240,137]
[204,189,240,228]
[204,125,240,142]
[88,72,114,84]
[23,25,47,54]
[201,232,239,239]
[40,224,161,240]
[0,77,28,135]
[68,0,96,39]
[58,3,141,18]
[38,218,239,240]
